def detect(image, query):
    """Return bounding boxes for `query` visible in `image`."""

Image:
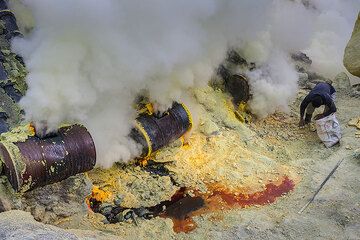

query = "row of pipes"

[0,103,192,192]
[0,1,193,192]
[0,1,249,193]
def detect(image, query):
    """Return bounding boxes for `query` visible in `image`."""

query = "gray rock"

[354,149,360,160]
[344,13,360,77]
[307,71,327,81]
[0,210,79,240]
[298,72,309,87]
[0,197,11,213]
[22,174,92,223]
[113,194,124,206]
[102,218,110,224]
[99,203,112,215]
[350,84,360,98]
[0,176,22,211]
[350,91,360,98]
[134,206,150,217]
[200,119,220,136]
[115,212,125,222]
[352,83,360,91]
[292,52,312,73]
[333,72,351,91]
[123,209,134,220]
[31,204,46,221]
[306,82,316,90]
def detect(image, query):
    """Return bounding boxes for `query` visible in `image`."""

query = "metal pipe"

[130,102,192,158]
[0,124,96,192]
[217,50,251,105]
[225,74,250,104]
[0,103,191,191]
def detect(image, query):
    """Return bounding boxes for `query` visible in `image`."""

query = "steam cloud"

[9,0,360,167]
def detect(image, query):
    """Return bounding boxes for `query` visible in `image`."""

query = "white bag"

[315,113,341,148]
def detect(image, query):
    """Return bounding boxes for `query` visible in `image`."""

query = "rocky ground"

[0,82,359,240]
[0,8,360,239]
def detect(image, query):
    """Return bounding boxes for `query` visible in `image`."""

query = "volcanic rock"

[22,174,92,224]
[333,72,351,91]
[0,210,78,240]
[344,13,360,77]
[200,119,220,136]
[291,52,312,73]
[350,84,360,98]
[0,210,118,240]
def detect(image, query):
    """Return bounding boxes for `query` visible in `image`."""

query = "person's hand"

[314,114,324,120]
[299,119,305,128]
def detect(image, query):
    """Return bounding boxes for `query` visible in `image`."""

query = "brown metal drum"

[225,74,250,105]
[130,102,192,157]
[0,125,96,192]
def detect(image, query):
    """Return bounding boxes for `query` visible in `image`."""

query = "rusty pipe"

[0,125,96,192]
[130,102,192,158]
[0,103,191,191]
[225,74,250,104]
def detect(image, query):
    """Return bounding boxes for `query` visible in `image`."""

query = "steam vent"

[0,1,359,240]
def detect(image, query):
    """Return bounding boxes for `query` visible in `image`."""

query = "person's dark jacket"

[300,82,336,119]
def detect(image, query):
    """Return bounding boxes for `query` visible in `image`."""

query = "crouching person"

[299,82,336,127]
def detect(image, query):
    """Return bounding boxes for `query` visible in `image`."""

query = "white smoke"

[305,0,360,80]
[243,0,315,116]
[239,0,359,116]
[9,0,360,167]
[246,51,299,118]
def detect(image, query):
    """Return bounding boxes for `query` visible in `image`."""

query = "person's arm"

[300,96,310,120]
[299,96,310,127]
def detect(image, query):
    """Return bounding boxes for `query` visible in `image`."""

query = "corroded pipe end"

[132,102,192,158]
[225,74,250,105]
[0,124,96,192]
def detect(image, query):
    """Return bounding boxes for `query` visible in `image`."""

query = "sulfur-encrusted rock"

[344,13,360,77]
[200,119,220,136]
[22,174,92,224]
[333,72,351,91]
[0,176,22,212]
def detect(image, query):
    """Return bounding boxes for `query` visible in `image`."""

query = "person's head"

[311,95,323,108]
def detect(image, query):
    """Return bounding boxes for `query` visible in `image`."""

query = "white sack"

[315,113,341,148]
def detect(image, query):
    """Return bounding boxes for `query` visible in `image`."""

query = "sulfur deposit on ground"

[86,87,298,212]
[0,56,359,239]
[0,88,359,239]
[0,23,359,239]
[1,83,352,240]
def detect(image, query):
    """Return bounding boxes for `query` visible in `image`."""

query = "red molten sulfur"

[168,177,295,234]
[209,176,295,207]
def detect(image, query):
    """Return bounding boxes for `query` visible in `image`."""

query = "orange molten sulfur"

[86,186,112,207]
